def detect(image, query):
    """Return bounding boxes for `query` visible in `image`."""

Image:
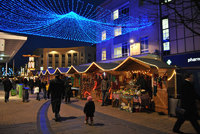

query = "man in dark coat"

[3,76,13,103]
[173,73,200,134]
[48,73,65,121]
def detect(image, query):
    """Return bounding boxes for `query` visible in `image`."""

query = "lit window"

[162,18,170,52]
[114,46,122,58]
[164,0,172,3]
[140,37,149,53]
[114,26,122,37]
[163,42,170,51]
[163,29,169,41]
[102,49,106,60]
[113,10,119,20]
[102,31,106,41]
[162,19,169,29]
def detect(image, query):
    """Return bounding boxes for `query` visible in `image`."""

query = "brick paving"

[0,86,198,134]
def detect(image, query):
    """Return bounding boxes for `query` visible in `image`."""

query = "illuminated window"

[102,49,106,60]
[164,0,172,3]
[114,45,122,58]
[62,54,65,67]
[114,26,122,37]
[162,18,170,52]
[113,10,119,20]
[140,37,149,53]
[73,53,77,65]
[122,42,129,57]
[163,42,170,51]
[102,31,106,41]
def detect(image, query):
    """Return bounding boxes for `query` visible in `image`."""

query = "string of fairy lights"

[0,0,154,43]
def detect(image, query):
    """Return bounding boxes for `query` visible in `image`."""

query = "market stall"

[66,65,89,98]
[82,62,119,102]
[110,57,175,114]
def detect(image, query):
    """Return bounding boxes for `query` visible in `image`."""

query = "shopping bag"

[34,87,39,94]
[11,89,17,96]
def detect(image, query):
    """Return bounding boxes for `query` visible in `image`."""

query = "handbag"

[34,87,39,94]
[175,99,186,115]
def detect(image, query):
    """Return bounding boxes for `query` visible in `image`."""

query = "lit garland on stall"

[0,0,154,43]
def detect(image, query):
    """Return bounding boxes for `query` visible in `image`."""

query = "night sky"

[11,0,105,68]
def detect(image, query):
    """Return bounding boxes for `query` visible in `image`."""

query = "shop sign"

[163,52,200,67]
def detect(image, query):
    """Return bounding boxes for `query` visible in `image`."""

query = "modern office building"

[96,0,161,63]
[97,0,200,70]
[33,46,96,70]
[160,0,200,69]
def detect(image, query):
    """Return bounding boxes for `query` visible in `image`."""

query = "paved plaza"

[0,87,198,134]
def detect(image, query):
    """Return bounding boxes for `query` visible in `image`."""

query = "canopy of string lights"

[0,0,153,43]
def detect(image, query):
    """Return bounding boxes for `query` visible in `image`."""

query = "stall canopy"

[55,67,69,74]
[84,62,119,73]
[67,65,90,74]
[45,68,56,75]
[39,70,46,76]
[112,57,174,72]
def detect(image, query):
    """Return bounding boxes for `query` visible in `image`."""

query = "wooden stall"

[110,57,176,114]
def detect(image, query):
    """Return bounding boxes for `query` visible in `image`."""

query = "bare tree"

[141,0,200,36]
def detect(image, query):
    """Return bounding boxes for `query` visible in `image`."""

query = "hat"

[87,96,92,101]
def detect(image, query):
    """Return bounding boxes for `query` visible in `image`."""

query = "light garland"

[0,0,154,43]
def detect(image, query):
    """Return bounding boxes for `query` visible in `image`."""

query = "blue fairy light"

[0,0,154,43]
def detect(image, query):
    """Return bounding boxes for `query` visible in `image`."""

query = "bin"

[169,98,179,117]
[17,84,23,98]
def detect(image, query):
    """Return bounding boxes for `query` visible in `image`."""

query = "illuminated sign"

[188,57,200,63]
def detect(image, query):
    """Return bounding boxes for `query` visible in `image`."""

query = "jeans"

[5,91,10,102]
[102,90,107,105]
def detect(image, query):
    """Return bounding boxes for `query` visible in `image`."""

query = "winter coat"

[29,79,34,88]
[84,101,95,117]
[65,80,72,96]
[180,80,199,119]
[3,78,13,92]
[48,77,65,102]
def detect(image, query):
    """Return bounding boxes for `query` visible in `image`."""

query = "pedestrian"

[64,77,72,104]
[173,72,200,134]
[34,78,41,101]
[29,78,34,94]
[84,96,95,126]
[101,75,110,106]
[3,76,13,103]
[48,72,65,121]
[22,78,29,102]
[41,80,47,100]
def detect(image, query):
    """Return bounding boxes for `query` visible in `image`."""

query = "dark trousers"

[36,93,40,101]
[51,100,61,114]
[85,116,93,122]
[173,116,200,133]
[5,91,10,102]
[65,95,70,103]
[102,90,107,105]
[30,87,34,94]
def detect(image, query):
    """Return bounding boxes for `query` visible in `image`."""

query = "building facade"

[96,0,161,63]
[33,46,96,70]
[160,0,200,69]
